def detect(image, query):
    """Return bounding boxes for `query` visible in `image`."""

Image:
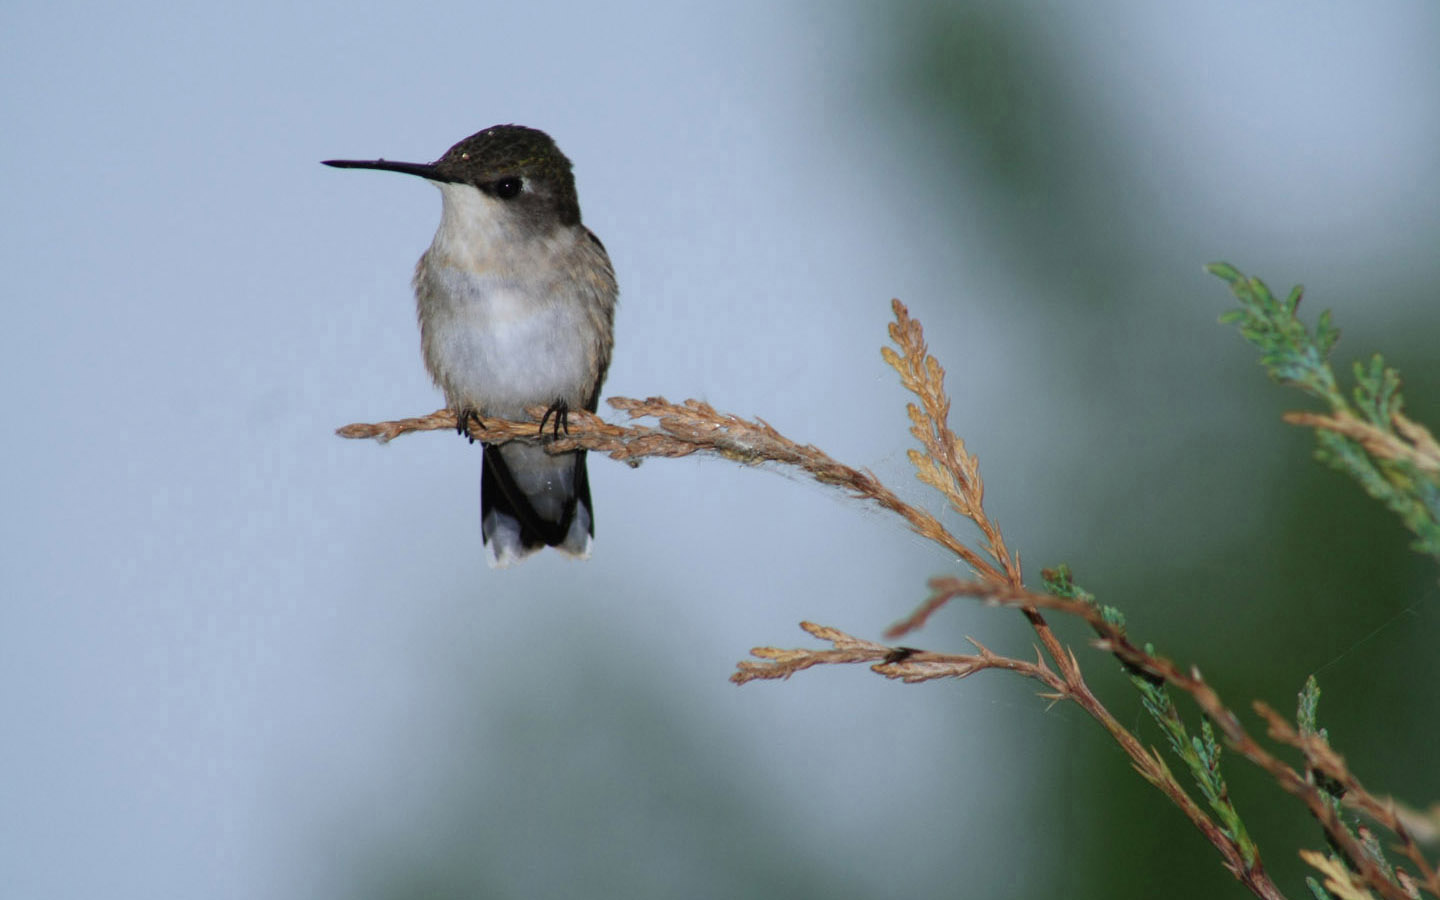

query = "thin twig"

[732,621,1070,693]
[1256,703,1439,896]
[914,578,1429,900]
[339,398,1000,575]
[1284,410,1440,474]
[338,299,1438,899]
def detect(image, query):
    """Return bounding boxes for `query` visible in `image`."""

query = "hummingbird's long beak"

[321,158,446,180]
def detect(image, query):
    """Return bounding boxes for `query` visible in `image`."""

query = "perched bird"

[325,125,617,566]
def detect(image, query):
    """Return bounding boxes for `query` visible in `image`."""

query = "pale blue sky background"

[4,2,1439,898]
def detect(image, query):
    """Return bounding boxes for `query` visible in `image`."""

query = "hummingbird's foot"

[537,398,570,440]
[457,408,486,444]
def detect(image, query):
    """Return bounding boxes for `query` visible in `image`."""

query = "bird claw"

[456,408,485,444]
[537,398,570,440]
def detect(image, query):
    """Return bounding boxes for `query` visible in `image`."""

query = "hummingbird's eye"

[492,176,523,199]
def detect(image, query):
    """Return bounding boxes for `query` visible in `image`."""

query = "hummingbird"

[324,125,618,567]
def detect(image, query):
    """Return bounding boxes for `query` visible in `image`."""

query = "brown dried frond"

[743,603,1285,897]
[1397,414,1440,469]
[1284,410,1440,474]
[1300,849,1380,900]
[878,300,1056,666]
[1398,869,1424,900]
[1385,803,1440,848]
[338,397,1003,578]
[881,578,965,639]
[730,622,1068,693]
[730,622,892,684]
[881,299,1021,586]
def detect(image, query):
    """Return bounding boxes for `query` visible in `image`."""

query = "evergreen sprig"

[1209,263,1440,561]
[1046,568,1260,868]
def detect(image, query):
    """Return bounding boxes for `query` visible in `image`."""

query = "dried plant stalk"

[337,298,1437,900]
[1284,410,1440,474]
[340,398,994,573]
[732,621,1068,692]
[881,300,1021,586]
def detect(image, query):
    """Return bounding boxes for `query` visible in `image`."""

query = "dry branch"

[1284,410,1440,474]
[339,396,1005,578]
[336,298,1436,900]
[732,621,1069,693]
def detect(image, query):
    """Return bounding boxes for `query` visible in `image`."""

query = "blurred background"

[4,1,1439,897]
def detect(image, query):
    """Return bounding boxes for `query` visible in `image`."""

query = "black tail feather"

[481,444,592,557]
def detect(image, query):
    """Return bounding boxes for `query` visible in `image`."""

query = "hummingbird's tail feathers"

[481,443,594,567]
